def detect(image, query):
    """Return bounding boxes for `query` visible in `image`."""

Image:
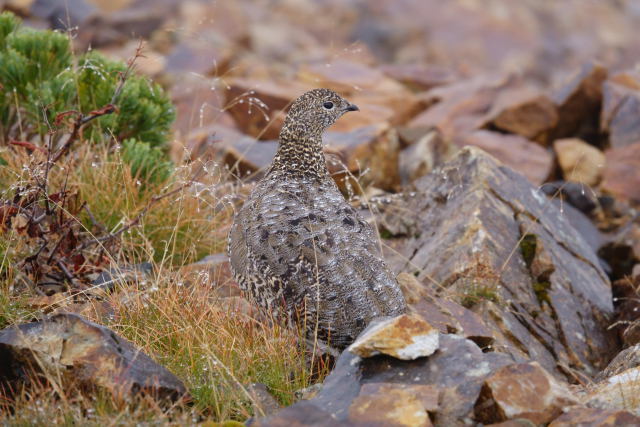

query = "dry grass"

[0,146,326,425]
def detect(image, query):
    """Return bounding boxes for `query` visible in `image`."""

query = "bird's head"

[283,88,359,137]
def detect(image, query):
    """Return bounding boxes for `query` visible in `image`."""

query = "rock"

[348,383,436,427]
[91,262,153,292]
[187,124,278,178]
[474,362,579,425]
[455,130,553,185]
[347,313,439,360]
[255,334,515,426]
[409,75,510,141]
[30,0,97,30]
[380,63,458,91]
[611,276,640,346]
[398,130,457,185]
[170,73,236,139]
[539,181,600,216]
[553,138,606,186]
[601,142,640,203]
[382,147,616,379]
[549,199,604,253]
[601,72,640,149]
[4,0,36,15]
[549,407,640,427]
[586,365,640,415]
[552,63,607,141]
[0,313,187,402]
[250,401,343,427]
[247,383,282,417]
[397,274,496,349]
[298,60,424,126]
[224,78,312,140]
[325,125,401,192]
[484,88,558,144]
[596,344,640,383]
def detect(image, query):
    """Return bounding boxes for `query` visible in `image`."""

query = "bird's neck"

[269,125,329,179]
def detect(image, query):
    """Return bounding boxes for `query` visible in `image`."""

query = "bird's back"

[229,172,406,349]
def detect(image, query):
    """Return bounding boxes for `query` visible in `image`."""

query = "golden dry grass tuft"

[0,146,326,424]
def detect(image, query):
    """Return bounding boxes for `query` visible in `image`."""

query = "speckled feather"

[228,89,407,351]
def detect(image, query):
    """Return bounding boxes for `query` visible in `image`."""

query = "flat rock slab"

[382,147,616,379]
[253,334,516,426]
[0,313,187,402]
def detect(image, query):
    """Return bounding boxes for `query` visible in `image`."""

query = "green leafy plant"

[121,138,173,184]
[0,11,175,179]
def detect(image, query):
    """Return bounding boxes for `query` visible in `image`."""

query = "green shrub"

[0,11,175,178]
[121,138,173,184]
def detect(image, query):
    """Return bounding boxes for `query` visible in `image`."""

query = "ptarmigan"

[228,88,407,354]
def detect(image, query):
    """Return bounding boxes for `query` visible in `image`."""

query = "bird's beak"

[344,103,359,112]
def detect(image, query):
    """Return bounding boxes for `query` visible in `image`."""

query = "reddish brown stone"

[224,78,313,140]
[485,88,558,144]
[549,407,640,427]
[474,362,579,425]
[601,142,640,203]
[552,63,607,140]
[325,125,401,192]
[455,130,553,185]
[409,75,511,140]
[380,64,459,91]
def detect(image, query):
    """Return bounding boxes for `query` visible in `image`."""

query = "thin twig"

[50,40,145,163]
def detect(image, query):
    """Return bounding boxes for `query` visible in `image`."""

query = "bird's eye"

[323,101,334,110]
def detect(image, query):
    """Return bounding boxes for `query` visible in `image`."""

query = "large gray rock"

[0,313,187,402]
[382,147,616,379]
[253,334,516,426]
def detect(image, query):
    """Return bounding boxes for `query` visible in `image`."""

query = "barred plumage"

[228,88,407,353]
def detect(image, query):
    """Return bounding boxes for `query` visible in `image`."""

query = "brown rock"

[325,125,401,192]
[299,60,425,126]
[485,89,558,144]
[549,407,640,427]
[398,130,457,185]
[601,72,640,148]
[455,130,553,185]
[383,147,616,379]
[347,313,439,360]
[409,75,510,140]
[187,124,278,178]
[553,138,606,186]
[170,73,236,138]
[601,142,640,203]
[224,79,312,140]
[256,334,515,426]
[474,362,579,425]
[0,313,187,402]
[380,64,459,92]
[552,63,607,140]
[348,383,435,427]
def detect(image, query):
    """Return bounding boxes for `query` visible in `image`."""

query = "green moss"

[532,280,551,306]
[520,233,537,268]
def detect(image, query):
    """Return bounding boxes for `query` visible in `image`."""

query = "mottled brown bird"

[228,88,407,354]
